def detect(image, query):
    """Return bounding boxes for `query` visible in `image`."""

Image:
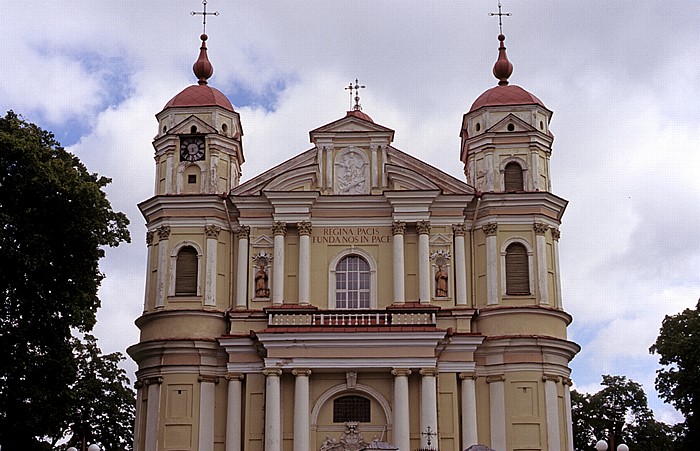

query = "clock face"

[180,136,205,162]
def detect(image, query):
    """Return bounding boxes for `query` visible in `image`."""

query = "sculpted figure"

[435,265,448,297]
[255,267,269,297]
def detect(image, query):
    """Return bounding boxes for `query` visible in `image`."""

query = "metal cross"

[191,0,220,35]
[489,0,512,35]
[421,426,437,447]
[344,79,366,111]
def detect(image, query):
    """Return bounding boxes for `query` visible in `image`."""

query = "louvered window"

[504,162,524,191]
[333,395,371,423]
[175,246,198,295]
[505,242,530,295]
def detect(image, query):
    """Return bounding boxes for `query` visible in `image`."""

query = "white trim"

[500,237,535,297]
[169,240,203,297]
[328,248,378,309]
[310,383,393,428]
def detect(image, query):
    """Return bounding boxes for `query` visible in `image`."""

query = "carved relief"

[297,221,312,236]
[156,226,171,240]
[146,231,154,245]
[534,223,549,235]
[236,225,250,239]
[430,250,451,298]
[320,423,377,451]
[551,228,561,241]
[452,223,467,237]
[335,148,369,194]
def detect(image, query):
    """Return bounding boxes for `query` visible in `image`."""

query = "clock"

[180,136,205,162]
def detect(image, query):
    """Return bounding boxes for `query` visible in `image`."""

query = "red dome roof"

[469,84,545,113]
[163,84,234,112]
[345,109,374,123]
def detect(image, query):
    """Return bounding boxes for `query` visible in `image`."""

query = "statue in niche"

[255,267,269,298]
[435,265,448,297]
[336,151,368,194]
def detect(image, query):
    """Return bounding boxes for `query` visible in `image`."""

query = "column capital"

[482,222,498,236]
[416,220,431,235]
[134,380,145,389]
[198,375,220,384]
[146,231,155,245]
[263,368,283,377]
[204,224,221,238]
[459,372,477,380]
[561,376,573,386]
[391,368,412,377]
[452,223,467,236]
[543,374,561,383]
[297,221,312,236]
[292,368,312,377]
[156,225,171,240]
[551,228,561,241]
[486,374,505,384]
[226,373,245,381]
[419,368,439,377]
[391,220,407,235]
[534,222,549,235]
[272,221,287,236]
[144,376,164,385]
[236,225,250,239]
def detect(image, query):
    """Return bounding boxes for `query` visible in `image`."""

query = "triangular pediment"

[385,148,474,195]
[311,115,394,134]
[168,115,218,136]
[231,149,318,196]
[486,113,535,134]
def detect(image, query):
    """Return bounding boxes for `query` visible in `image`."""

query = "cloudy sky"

[2,0,699,425]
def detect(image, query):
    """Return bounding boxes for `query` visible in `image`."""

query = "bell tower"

[152,33,244,196]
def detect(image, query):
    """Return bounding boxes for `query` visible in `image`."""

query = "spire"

[492,34,513,86]
[193,34,214,85]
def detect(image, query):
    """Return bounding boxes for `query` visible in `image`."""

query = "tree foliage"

[650,299,700,448]
[0,111,131,450]
[571,375,675,450]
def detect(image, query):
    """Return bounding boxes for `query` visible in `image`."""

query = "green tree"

[0,111,130,450]
[650,299,700,449]
[571,375,675,450]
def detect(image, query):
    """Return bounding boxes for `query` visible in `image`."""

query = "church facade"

[128,32,579,451]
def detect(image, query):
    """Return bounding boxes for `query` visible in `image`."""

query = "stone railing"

[267,309,437,327]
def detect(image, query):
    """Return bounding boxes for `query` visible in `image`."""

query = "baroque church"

[128,22,580,451]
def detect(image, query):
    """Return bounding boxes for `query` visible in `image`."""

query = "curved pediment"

[385,164,441,191]
[262,164,318,192]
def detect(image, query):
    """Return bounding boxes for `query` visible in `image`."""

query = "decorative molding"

[146,231,154,245]
[236,225,250,239]
[482,223,498,236]
[486,375,505,384]
[225,373,245,381]
[198,375,220,384]
[204,224,221,238]
[262,368,283,377]
[297,221,313,236]
[534,222,549,235]
[391,220,407,236]
[292,368,312,377]
[156,226,170,240]
[346,371,357,389]
[561,377,573,386]
[272,221,287,236]
[459,372,477,380]
[134,380,144,389]
[144,376,163,385]
[542,374,561,383]
[419,368,439,377]
[430,250,451,266]
[416,220,431,235]
[391,368,412,377]
[452,223,467,237]
[551,228,561,241]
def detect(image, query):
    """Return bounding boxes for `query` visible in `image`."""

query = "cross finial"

[344,79,366,111]
[191,0,219,35]
[489,0,512,35]
[421,426,437,447]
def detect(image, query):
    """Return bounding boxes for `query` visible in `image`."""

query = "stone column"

[392,369,412,451]
[534,223,550,305]
[225,373,244,451]
[204,225,221,307]
[392,221,406,305]
[272,222,287,306]
[459,372,478,449]
[144,377,163,451]
[235,226,250,309]
[133,381,144,451]
[487,375,506,451]
[144,232,155,311]
[544,375,562,451]
[552,228,563,309]
[562,377,574,451]
[420,368,439,450]
[198,375,218,451]
[293,369,311,451]
[483,223,499,305]
[155,226,170,308]
[453,224,468,306]
[417,221,432,304]
[297,222,312,306]
[264,368,282,451]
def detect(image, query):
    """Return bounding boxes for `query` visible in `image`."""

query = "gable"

[168,114,219,136]
[486,113,536,134]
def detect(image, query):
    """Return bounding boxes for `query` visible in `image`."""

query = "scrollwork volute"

[204,225,221,238]
[482,223,498,236]
[391,220,407,236]
[297,221,312,236]
[156,226,170,240]
[236,225,250,239]
[534,222,549,235]
[452,223,467,237]
[272,221,287,236]
[551,228,561,241]
[416,220,431,235]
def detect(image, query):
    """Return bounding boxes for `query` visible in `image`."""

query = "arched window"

[175,246,198,295]
[504,162,524,191]
[335,255,370,309]
[505,242,530,295]
[333,395,371,423]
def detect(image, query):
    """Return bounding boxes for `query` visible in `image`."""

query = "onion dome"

[162,34,234,112]
[469,34,546,113]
